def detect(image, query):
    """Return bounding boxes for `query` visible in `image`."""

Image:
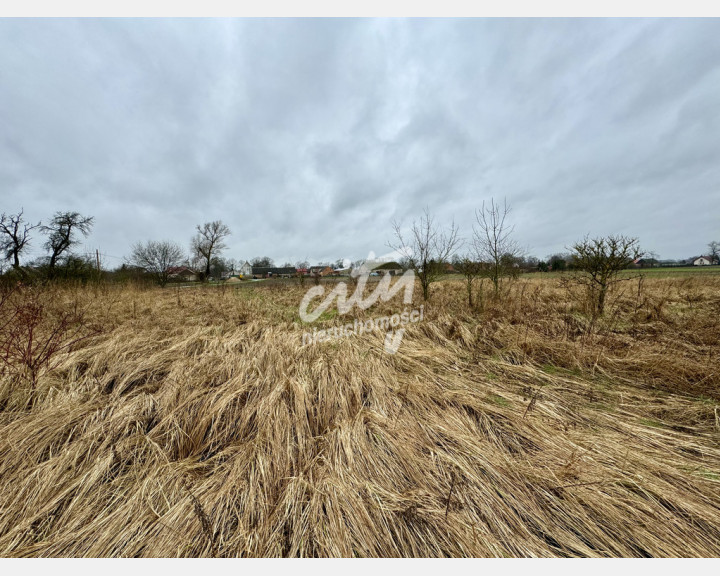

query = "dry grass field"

[0,273,719,557]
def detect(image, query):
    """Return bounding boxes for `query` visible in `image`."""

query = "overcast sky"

[1,18,719,266]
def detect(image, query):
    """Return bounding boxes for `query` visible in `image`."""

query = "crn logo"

[299,261,416,354]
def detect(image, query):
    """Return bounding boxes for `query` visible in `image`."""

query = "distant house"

[372,261,404,276]
[309,266,334,277]
[238,261,253,276]
[633,258,659,268]
[693,256,713,266]
[252,266,296,279]
[167,266,197,282]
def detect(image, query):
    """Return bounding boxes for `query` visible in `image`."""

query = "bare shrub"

[390,207,461,301]
[0,286,100,398]
[569,235,642,316]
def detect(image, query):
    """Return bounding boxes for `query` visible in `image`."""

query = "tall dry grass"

[0,275,718,557]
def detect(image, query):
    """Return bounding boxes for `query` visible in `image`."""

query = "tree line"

[0,209,235,286]
[389,199,643,317]
[2,205,717,317]
[0,210,95,280]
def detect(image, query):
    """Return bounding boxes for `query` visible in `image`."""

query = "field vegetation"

[0,273,718,557]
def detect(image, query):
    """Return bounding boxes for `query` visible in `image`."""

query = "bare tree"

[226,258,239,275]
[453,254,484,309]
[129,240,185,287]
[390,207,461,301]
[644,250,660,268]
[41,212,94,276]
[0,209,41,270]
[251,256,274,267]
[472,198,523,296]
[708,241,719,265]
[570,234,642,316]
[191,221,231,280]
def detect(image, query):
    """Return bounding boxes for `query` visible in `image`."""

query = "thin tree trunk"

[598,285,607,316]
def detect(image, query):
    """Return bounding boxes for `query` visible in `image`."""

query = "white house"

[693,256,712,266]
[238,261,253,276]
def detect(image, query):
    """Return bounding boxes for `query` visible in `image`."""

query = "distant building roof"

[252,266,296,276]
[372,261,403,270]
[309,266,333,275]
[167,266,196,276]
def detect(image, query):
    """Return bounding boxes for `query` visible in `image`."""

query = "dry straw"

[0,275,718,557]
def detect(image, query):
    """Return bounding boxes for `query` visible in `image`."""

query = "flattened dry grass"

[0,276,719,557]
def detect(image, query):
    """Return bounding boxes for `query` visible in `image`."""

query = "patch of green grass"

[639,418,667,429]
[487,393,511,407]
[625,266,720,278]
[541,363,581,377]
[319,308,339,321]
[297,308,340,325]
[682,466,720,481]
[697,471,720,481]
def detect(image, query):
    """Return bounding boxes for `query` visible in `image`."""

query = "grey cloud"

[1,18,719,267]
